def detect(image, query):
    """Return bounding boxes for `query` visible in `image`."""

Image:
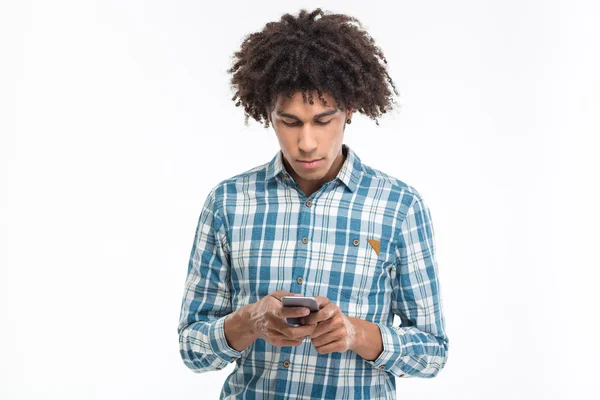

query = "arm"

[365,192,449,378]
[177,187,244,373]
[177,189,319,373]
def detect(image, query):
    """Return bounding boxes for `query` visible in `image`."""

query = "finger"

[313,296,331,309]
[276,306,312,319]
[308,317,336,339]
[269,290,297,300]
[311,327,346,347]
[267,314,314,338]
[279,324,317,340]
[313,339,346,355]
[269,314,317,338]
[266,324,312,341]
[266,331,306,347]
[302,303,338,325]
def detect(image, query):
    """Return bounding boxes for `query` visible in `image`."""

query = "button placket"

[292,195,313,295]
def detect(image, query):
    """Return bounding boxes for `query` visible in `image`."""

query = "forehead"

[273,90,338,112]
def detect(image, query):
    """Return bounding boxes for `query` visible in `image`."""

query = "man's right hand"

[247,290,317,347]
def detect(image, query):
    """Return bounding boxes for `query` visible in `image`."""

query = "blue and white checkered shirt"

[177,144,449,399]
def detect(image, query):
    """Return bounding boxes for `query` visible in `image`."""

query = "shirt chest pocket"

[320,235,393,315]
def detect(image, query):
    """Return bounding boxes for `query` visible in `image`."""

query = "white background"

[1,1,599,399]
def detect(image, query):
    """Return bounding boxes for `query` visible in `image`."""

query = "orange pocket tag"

[366,239,380,255]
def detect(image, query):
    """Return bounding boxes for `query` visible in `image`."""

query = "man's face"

[269,90,353,189]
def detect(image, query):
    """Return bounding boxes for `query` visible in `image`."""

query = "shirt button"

[399,373,405,377]
[301,237,308,244]
[296,277,303,284]
[353,239,360,246]
[305,200,312,207]
[378,365,385,370]
[283,360,291,368]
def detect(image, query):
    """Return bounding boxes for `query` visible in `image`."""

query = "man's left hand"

[301,296,357,354]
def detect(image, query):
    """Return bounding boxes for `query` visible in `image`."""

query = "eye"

[281,120,332,127]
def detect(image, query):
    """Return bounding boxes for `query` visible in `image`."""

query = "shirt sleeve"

[177,187,242,373]
[366,192,449,378]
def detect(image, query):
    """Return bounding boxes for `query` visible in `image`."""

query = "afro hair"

[227,8,400,128]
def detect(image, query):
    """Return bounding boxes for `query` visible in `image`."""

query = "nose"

[298,129,317,154]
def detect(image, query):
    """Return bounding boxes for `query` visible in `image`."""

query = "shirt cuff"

[208,314,243,364]
[365,323,405,373]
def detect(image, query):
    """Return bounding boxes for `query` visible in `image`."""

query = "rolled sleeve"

[208,314,243,362]
[365,323,407,376]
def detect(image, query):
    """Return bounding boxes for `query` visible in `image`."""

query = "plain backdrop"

[1,1,599,399]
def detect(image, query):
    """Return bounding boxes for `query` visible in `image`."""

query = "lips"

[297,158,323,169]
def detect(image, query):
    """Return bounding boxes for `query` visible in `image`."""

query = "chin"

[300,171,326,181]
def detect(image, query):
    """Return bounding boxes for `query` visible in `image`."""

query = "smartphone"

[281,296,319,327]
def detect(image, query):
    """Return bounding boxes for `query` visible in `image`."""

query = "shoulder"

[205,161,271,206]
[360,161,424,205]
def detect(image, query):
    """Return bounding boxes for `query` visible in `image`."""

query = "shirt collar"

[265,144,362,193]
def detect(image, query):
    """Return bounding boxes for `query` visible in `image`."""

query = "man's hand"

[301,296,358,354]
[247,290,317,347]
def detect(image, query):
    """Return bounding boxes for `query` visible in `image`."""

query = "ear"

[268,104,277,124]
[346,107,354,120]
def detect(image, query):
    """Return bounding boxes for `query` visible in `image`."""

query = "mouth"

[297,158,323,169]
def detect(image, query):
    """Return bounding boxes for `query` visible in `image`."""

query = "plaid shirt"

[177,144,449,399]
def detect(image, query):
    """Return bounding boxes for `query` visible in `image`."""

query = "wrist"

[223,303,260,352]
[347,317,383,361]
[238,303,259,339]
[347,316,365,352]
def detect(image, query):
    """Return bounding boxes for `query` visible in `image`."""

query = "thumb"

[269,290,298,300]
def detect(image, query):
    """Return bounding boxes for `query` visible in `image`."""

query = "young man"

[177,8,449,399]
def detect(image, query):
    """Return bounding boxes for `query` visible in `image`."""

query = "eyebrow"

[275,109,338,120]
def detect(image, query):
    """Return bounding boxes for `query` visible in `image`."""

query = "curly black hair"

[227,8,400,128]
